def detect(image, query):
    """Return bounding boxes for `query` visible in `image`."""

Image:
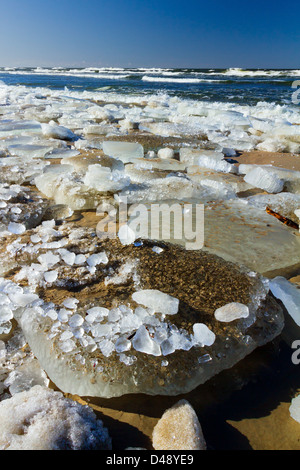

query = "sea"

[0,66,300,106]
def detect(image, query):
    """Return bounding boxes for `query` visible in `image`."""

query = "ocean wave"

[0,67,297,109]
[142,76,223,84]
[2,66,300,79]
[0,67,183,79]
[222,68,300,77]
[0,69,131,80]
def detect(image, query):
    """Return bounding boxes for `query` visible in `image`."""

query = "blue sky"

[1,0,299,68]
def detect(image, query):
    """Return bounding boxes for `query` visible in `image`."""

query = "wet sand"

[67,331,300,450]
[235,150,300,172]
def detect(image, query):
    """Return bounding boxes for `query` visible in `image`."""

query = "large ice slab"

[180,148,237,173]
[187,166,252,194]
[41,122,77,141]
[199,200,300,273]
[35,162,129,210]
[83,123,121,136]
[8,144,54,159]
[83,164,130,192]
[45,148,80,160]
[102,141,144,162]
[4,224,283,397]
[179,148,224,164]
[244,167,284,193]
[239,164,300,194]
[0,120,42,138]
[116,174,237,205]
[63,153,124,173]
[132,158,186,172]
[269,277,300,326]
[123,158,186,184]
[128,199,300,274]
[246,193,300,223]
[116,176,198,204]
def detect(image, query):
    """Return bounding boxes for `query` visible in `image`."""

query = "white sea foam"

[3,66,300,79]
[210,68,300,77]
[142,76,223,83]
[1,68,131,80]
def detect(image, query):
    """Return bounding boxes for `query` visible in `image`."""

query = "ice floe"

[102,141,144,162]
[244,167,284,193]
[269,277,300,326]
[0,223,283,397]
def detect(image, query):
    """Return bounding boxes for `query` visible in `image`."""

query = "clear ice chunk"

[269,277,300,326]
[132,325,161,356]
[132,290,179,316]
[192,323,216,346]
[214,302,249,322]
[102,141,144,162]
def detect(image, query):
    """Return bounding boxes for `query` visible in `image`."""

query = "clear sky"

[1,0,299,68]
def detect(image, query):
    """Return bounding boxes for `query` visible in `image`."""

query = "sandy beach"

[236,150,300,172]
